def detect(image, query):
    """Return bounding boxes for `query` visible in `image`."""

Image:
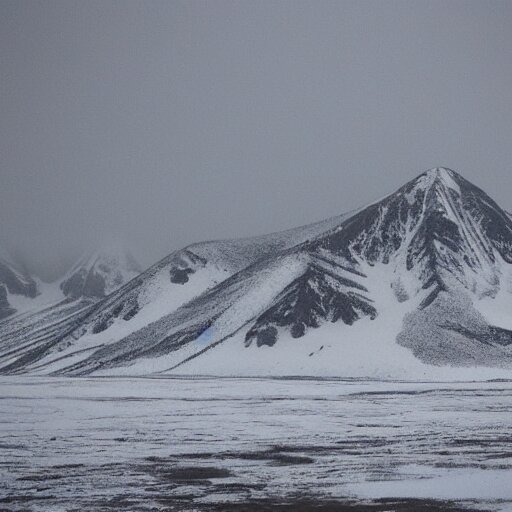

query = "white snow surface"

[5,278,63,316]
[1,376,511,511]
[83,259,512,381]
[166,261,512,381]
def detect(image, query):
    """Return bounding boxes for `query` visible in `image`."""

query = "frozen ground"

[0,376,511,511]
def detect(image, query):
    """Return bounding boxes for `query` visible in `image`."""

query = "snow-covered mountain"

[0,242,142,320]
[0,248,38,320]
[0,243,141,371]
[60,243,142,299]
[2,168,512,378]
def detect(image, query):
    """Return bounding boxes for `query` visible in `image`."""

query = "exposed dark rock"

[60,269,88,299]
[397,292,512,366]
[122,304,139,321]
[60,246,141,300]
[150,466,232,481]
[169,249,208,284]
[0,257,38,321]
[170,267,194,284]
[82,271,106,298]
[0,285,15,320]
[245,264,376,347]
[255,326,278,347]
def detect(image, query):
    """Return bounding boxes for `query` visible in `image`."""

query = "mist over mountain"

[0,242,141,321]
[2,168,512,379]
[2,1,512,282]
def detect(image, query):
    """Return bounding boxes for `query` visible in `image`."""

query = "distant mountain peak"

[0,246,39,320]
[0,247,38,296]
[424,166,458,177]
[408,166,461,193]
[60,242,142,299]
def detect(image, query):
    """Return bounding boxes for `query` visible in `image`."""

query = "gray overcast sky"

[1,0,512,279]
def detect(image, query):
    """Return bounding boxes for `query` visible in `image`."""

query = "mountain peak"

[425,166,457,177]
[60,242,142,299]
[0,246,38,297]
[411,167,462,193]
[4,167,512,378]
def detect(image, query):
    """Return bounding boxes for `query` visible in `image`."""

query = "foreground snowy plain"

[1,376,512,511]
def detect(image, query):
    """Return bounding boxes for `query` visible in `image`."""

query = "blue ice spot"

[196,327,214,345]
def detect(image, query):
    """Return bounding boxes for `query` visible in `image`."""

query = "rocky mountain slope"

[60,243,142,299]
[0,249,38,320]
[0,244,141,371]
[2,168,512,378]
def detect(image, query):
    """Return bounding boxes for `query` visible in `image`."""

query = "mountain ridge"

[0,243,142,371]
[0,248,38,320]
[2,167,512,378]
[59,242,142,299]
